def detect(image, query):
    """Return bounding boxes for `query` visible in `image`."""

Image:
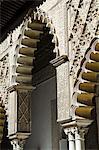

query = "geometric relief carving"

[68,0,98,78]
[0,54,9,108]
[17,90,32,132]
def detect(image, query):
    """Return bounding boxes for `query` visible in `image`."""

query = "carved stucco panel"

[57,62,71,122]
[8,91,17,135]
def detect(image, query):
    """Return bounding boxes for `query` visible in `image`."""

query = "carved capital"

[9,132,31,150]
[62,120,89,137]
[11,139,26,150]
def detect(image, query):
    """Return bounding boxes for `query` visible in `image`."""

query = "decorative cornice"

[9,132,31,140]
[61,118,93,129]
[57,117,72,125]
[50,55,69,67]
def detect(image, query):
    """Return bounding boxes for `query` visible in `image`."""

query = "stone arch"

[14,8,59,88]
[71,37,99,120]
[1,8,60,149]
[6,8,60,150]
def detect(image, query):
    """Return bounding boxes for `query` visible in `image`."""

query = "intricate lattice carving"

[69,0,99,78]
[17,90,31,132]
[0,54,9,112]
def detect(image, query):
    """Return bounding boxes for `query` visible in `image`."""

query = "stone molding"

[50,55,69,67]
[61,119,93,129]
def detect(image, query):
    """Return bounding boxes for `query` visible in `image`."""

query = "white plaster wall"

[8,91,17,135]
[40,0,67,55]
[24,77,58,150]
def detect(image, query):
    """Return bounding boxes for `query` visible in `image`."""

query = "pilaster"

[68,130,75,150]
[7,88,32,149]
[75,128,82,150]
[50,55,71,122]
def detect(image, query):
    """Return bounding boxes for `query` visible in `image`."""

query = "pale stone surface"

[8,91,17,135]
[0,22,24,110]
[57,62,71,121]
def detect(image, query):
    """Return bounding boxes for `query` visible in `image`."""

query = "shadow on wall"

[1,117,13,150]
[85,121,99,150]
[37,146,40,150]
[24,77,58,150]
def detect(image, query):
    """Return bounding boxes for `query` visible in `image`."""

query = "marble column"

[11,139,26,150]
[63,122,87,150]
[80,130,85,150]
[75,128,82,150]
[68,131,75,150]
[64,128,75,150]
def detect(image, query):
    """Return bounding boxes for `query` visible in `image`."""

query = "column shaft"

[75,131,82,150]
[81,131,85,150]
[11,140,24,150]
[68,132,75,150]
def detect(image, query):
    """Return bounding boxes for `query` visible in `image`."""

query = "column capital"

[61,118,93,128]
[62,120,89,136]
[10,133,31,150]
[50,55,69,67]
[64,127,75,150]
[63,122,87,150]
[11,138,26,150]
[64,126,76,135]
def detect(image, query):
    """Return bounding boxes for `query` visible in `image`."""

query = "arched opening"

[1,8,60,149]
[20,10,59,149]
